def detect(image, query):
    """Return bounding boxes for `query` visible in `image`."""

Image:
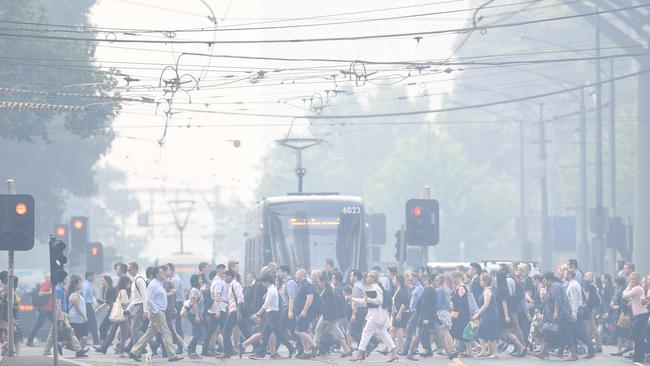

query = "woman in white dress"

[347,270,398,362]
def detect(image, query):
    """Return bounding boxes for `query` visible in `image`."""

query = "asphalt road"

[4,346,638,366]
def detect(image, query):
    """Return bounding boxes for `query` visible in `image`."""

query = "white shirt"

[566,279,583,321]
[130,275,147,306]
[259,284,279,313]
[227,280,244,313]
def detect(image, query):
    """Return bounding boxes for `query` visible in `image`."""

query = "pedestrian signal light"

[55,226,66,237]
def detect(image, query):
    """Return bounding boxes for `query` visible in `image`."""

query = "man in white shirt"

[219,270,252,358]
[126,262,147,347]
[204,266,227,355]
[250,275,296,359]
[565,269,595,360]
[129,266,183,362]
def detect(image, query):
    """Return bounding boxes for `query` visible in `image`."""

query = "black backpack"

[202,286,213,314]
[30,283,47,307]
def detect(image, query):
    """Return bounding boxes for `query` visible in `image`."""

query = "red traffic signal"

[0,194,35,251]
[55,226,66,237]
[15,202,28,216]
[87,242,103,273]
[411,206,422,217]
[72,219,84,230]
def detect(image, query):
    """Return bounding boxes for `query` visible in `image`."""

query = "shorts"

[392,311,410,328]
[296,316,312,332]
[70,322,88,339]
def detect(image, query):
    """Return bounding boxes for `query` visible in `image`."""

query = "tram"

[244,193,368,276]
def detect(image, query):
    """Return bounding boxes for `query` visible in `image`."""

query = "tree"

[0,0,119,246]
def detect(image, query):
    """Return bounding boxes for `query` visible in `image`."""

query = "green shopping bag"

[463,320,479,341]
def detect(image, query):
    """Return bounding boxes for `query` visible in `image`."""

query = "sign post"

[6,179,15,357]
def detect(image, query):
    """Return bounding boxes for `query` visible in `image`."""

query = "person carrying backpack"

[26,274,52,347]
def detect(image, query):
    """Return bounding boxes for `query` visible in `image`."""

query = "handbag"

[109,291,126,322]
[109,301,125,322]
[463,320,479,341]
[542,321,559,334]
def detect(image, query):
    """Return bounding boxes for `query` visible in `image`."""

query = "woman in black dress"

[390,274,410,353]
[450,271,471,356]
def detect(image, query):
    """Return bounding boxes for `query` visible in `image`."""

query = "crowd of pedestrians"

[6,258,650,364]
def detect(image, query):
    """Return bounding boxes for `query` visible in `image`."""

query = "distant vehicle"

[482,259,542,276]
[426,262,471,273]
[155,252,204,288]
[245,193,368,276]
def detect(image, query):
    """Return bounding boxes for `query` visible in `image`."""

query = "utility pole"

[421,186,430,266]
[168,200,194,253]
[610,59,616,216]
[594,10,605,273]
[5,179,15,357]
[276,138,325,193]
[538,104,551,270]
[579,88,589,267]
[520,119,530,260]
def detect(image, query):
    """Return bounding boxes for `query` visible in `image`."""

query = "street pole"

[421,186,431,266]
[610,59,616,216]
[49,236,59,366]
[538,105,552,270]
[579,88,589,268]
[610,59,617,270]
[594,10,605,273]
[399,224,406,273]
[5,179,15,357]
[520,119,530,260]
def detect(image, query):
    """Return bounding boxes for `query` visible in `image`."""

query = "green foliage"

[256,85,514,261]
[0,0,120,243]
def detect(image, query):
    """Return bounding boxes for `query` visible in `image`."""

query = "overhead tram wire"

[0,0,581,34]
[0,4,647,45]
[171,67,650,119]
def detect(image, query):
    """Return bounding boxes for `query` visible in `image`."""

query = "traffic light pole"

[6,179,15,357]
[49,237,59,366]
[399,224,406,274]
[421,186,431,266]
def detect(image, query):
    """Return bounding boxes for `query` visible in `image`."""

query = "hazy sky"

[89,0,467,258]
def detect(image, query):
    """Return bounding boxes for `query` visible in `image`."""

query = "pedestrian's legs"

[631,313,649,363]
[358,321,377,352]
[130,319,158,355]
[85,303,99,344]
[150,312,176,358]
[187,313,203,354]
[27,310,50,344]
[222,312,236,356]
[130,304,144,347]
[174,301,184,338]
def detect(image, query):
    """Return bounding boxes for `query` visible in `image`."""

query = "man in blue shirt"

[43,271,87,357]
[129,266,184,362]
[80,271,99,345]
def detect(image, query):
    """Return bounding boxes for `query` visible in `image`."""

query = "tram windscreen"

[267,200,363,272]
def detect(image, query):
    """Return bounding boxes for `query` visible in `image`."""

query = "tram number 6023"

[342,206,361,214]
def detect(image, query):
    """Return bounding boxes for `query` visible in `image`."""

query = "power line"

[0,4,646,45]
[171,68,650,119]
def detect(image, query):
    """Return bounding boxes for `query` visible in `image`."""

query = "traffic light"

[0,194,35,251]
[405,199,439,246]
[86,242,104,274]
[49,236,67,284]
[70,216,88,267]
[394,230,404,261]
[53,224,68,242]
